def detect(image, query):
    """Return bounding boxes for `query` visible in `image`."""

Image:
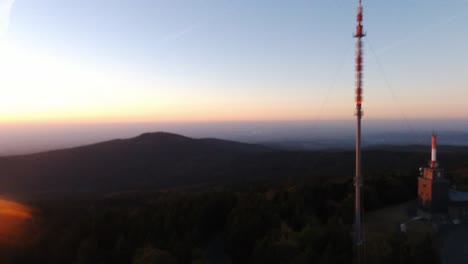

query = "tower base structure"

[418,166,449,214]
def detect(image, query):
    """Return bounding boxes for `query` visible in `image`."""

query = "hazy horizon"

[0,119,467,155]
[0,1,467,154]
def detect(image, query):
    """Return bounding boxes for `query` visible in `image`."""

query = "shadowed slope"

[1,132,468,197]
[0,132,268,194]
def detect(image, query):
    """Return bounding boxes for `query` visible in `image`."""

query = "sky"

[0,0,467,152]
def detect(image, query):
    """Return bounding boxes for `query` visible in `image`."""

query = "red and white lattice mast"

[354,0,365,259]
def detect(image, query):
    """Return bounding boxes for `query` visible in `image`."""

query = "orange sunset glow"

[0,199,32,244]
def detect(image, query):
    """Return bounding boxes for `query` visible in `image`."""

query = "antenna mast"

[354,0,365,261]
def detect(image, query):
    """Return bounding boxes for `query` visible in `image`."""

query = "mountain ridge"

[0,132,268,195]
[1,132,468,197]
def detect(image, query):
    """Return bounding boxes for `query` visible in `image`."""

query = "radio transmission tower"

[354,0,365,262]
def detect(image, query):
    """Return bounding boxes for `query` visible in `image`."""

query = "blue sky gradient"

[0,0,467,123]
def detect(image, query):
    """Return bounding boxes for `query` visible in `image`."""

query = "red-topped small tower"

[418,134,449,213]
[430,134,438,168]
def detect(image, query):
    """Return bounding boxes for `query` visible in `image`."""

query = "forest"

[0,170,440,264]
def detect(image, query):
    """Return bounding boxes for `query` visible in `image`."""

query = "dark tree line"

[0,169,439,264]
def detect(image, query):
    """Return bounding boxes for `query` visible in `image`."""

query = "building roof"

[449,190,468,202]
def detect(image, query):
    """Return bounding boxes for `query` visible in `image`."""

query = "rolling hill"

[0,132,268,194]
[1,132,468,196]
